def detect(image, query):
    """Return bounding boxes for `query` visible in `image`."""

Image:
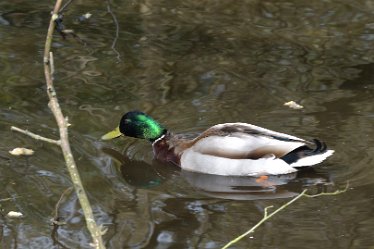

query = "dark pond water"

[1,1,374,248]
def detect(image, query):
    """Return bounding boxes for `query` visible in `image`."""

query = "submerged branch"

[222,184,348,249]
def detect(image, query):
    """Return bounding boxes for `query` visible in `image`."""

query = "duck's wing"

[190,123,308,159]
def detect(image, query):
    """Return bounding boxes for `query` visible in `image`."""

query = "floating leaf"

[7,211,23,218]
[284,101,303,110]
[78,12,92,22]
[83,13,92,19]
[9,147,34,156]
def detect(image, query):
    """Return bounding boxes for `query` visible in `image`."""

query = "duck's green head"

[101,111,167,142]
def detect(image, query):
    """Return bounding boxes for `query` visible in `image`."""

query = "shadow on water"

[340,63,374,91]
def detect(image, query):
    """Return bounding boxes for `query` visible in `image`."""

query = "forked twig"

[222,184,349,249]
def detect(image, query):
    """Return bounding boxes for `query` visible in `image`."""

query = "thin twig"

[11,126,61,146]
[0,197,19,202]
[263,205,273,218]
[222,189,308,249]
[59,0,73,14]
[222,184,348,249]
[107,0,121,62]
[304,183,349,198]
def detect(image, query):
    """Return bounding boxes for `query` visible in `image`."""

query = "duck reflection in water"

[102,147,178,188]
[182,167,333,200]
[102,147,333,200]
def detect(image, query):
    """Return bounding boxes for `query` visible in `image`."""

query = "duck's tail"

[280,139,334,167]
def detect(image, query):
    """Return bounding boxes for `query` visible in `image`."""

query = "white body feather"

[179,123,334,176]
[290,149,334,167]
[181,148,297,176]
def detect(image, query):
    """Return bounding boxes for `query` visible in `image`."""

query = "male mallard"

[102,111,334,176]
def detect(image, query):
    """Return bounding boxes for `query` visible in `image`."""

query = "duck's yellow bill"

[101,126,122,140]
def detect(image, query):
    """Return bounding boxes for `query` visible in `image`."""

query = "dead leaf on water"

[284,101,303,110]
[7,211,23,218]
[9,147,34,156]
[83,13,92,19]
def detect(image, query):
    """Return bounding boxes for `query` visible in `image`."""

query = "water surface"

[1,1,374,248]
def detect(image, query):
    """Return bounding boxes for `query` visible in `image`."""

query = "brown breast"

[152,135,182,166]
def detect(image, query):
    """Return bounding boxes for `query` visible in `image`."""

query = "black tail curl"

[280,139,328,165]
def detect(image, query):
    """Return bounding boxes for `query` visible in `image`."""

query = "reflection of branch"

[51,187,73,226]
[50,189,74,248]
[222,184,349,249]
[11,1,106,248]
[54,12,87,45]
[107,0,121,62]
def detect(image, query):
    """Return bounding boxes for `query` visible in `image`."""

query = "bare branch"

[11,126,61,145]
[263,205,273,218]
[43,1,106,248]
[49,52,55,77]
[59,0,74,13]
[9,1,105,248]
[0,197,19,202]
[304,183,349,198]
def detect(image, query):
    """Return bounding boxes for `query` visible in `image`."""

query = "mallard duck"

[102,111,334,176]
